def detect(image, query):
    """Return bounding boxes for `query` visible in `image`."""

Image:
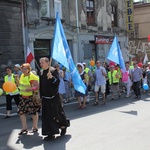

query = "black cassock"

[40,68,69,136]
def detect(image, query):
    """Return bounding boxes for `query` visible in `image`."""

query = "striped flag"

[26,47,34,64]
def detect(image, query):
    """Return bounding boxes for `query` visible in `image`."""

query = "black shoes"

[60,127,67,136]
[3,115,11,119]
[44,135,55,141]
[134,95,141,99]
[66,118,70,127]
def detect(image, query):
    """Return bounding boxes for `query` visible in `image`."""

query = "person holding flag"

[39,57,70,140]
[75,63,88,109]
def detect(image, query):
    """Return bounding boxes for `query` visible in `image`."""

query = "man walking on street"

[131,61,143,99]
[93,60,107,105]
[39,57,70,140]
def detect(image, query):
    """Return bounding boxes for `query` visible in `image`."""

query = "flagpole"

[48,57,53,74]
[34,59,41,71]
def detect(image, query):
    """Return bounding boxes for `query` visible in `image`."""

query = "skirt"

[18,96,41,115]
[110,83,119,93]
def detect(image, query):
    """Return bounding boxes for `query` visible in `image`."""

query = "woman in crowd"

[75,63,88,109]
[3,66,20,119]
[55,64,66,107]
[122,62,132,97]
[15,63,40,135]
[108,65,121,100]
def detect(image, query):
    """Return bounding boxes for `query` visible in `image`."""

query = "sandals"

[77,105,86,109]
[77,105,82,109]
[18,129,28,135]
[80,105,86,109]
[93,101,99,106]
[29,128,38,133]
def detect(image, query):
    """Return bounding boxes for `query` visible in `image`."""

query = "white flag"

[143,53,148,64]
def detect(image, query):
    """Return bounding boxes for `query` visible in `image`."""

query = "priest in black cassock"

[39,57,70,141]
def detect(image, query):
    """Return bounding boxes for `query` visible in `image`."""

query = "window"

[34,39,51,59]
[40,0,50,17]
[40,0,62,19]
[54,0,62,19]
[111,5,118,27]
[86,0,95,25]
[84,44,93,59]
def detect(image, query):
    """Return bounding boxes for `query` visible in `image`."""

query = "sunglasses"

[6,69,11,71]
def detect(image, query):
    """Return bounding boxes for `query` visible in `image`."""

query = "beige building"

[128,2,150,62]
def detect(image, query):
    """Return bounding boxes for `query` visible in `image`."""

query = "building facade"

[26,0,128,68]
[0,0,24,86]
[0,0,128,86]
[128,2,150,62]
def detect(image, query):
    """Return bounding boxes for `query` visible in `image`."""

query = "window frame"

[86,0,95,25]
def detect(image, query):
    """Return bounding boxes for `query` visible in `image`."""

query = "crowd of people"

[2,57,150,140]
[54,60,149,108]
[2,58,70,140]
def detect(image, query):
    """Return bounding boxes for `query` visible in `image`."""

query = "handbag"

[32,91,41,106]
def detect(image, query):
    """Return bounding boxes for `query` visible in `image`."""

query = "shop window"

[84,44,92,59]
[111,5,118,27]
[86,0,95,25]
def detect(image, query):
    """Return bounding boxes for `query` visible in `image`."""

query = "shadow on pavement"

[15,132,43,149]
[43,134,71,150]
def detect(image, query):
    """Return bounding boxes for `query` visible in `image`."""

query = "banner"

[126,0,134,32]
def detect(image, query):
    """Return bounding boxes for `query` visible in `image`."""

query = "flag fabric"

[26,47,34,64]
[107,36,125,71]
[143,53,148,64]
[52,12,86,94]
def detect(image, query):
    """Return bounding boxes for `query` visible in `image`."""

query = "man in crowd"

[39,57,70,140]
[131,61,143,99]
[93,60,107,105]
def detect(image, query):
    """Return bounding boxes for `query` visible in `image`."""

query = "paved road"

[0,93,150,150]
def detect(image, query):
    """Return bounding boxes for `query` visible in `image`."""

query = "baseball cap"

[110,65,115,68]
[82,62,86,65]
[14,64,20,68]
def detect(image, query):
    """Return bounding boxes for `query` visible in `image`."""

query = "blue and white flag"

[52,12,86,94]
[107,36,125,71]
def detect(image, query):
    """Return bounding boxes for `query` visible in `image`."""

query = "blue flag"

[52,12,86,94]
[107,36,125,71]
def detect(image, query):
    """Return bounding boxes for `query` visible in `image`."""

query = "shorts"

[94,84,106,94]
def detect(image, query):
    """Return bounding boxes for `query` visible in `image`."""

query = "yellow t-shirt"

[19,72,39,96]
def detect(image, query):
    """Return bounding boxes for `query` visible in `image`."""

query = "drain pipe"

[21,0,27,62]
[75,0,80,63]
